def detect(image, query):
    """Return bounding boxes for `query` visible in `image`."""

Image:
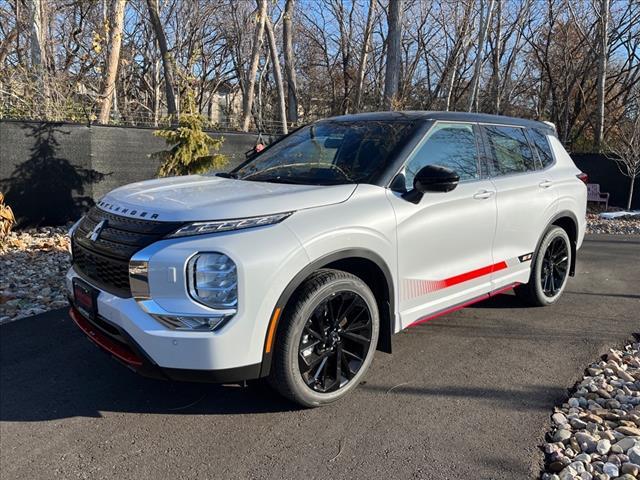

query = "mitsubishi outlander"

[67,111,587,407]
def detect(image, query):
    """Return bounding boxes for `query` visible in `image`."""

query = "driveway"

[1,234,638,480]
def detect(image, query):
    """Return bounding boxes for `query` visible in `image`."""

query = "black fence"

[0,120,260,226]
[572,153,639,210]
[1,120,637,227]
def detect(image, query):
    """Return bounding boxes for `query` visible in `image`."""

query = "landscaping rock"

[0,226,71,323]
[541,342,640,479]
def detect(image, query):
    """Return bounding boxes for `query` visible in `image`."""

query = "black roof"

[325,110,556,133]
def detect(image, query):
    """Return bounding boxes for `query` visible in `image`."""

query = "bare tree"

[242,0,267,132]
[468,0,495,112]
[606,109,640,211]
[265,14,288,134]
[146,0,178,121]
[283,0,298,124]
[354,0,376,111]
[594,0,610,150]
[383,0,403,110]
[98,0,126,124]
[29,0,47,97]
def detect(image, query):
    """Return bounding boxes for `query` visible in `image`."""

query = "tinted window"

[529,129,554,168]
[484,126,536,175]
[403,123,479,190]
[232,120,417,185]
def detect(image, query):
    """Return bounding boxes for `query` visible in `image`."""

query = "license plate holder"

[73,278,98,320]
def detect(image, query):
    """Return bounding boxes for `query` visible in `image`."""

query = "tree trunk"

[468,0,495,112]
[490,0,502,114]
[595,0,610,151]
[283,0,298,124]
[242,0,268,132]
[354,0,376,111]
[265,17,288,134]
[29,0,48,100]
[628,175,635,211]
[98,0,126,125]
[146,0,178,123]
[383,0,403,110]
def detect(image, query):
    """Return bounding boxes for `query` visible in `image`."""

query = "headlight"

[187,253,237,309]
[168,212,293,238]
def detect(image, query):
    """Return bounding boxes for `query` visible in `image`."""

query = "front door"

[386,122,498,329]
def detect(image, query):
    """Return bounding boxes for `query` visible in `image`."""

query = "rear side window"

[402,122,479,190]
[528,129,554,168]
[484,126,536,175]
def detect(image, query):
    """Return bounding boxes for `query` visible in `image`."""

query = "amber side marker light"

[265,307,282,353]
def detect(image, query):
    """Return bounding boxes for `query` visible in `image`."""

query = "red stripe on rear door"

[442,261,508,288]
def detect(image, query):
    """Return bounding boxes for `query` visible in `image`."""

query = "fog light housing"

[151,313,231,331]
[187,253,238,309]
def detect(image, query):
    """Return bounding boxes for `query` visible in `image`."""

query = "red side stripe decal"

[442,261,507,288]
[402,260,509,301]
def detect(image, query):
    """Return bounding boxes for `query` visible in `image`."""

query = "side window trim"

[479,123,538,179]
[528,128,558,172]
[523,128,543,170]
[390,120,484,191]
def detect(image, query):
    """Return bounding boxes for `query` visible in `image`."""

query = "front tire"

[269,269,379,407]
[516,226,572,307]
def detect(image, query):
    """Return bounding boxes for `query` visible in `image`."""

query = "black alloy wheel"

[269,269,379,407]
[515,225,572,307]
[298,291,372,393]
[541,236,569,297]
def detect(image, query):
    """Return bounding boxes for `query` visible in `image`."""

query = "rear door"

[481,124,558,289]
[387,122,498,329]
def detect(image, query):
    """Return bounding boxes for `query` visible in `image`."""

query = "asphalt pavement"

[1,234,639,480]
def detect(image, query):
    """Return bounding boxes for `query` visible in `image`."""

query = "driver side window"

[403,122,480,191]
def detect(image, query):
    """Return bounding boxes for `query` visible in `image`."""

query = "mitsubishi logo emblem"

[87,220,107,242]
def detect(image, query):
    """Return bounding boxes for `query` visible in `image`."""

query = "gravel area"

[541,341,640,480]
[586,213,640,235]
[0,227,71,324]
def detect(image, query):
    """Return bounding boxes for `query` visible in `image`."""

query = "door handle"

[539,180,553,189]
[473,189,495,200]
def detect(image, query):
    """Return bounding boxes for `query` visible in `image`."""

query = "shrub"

[152,93,228,177]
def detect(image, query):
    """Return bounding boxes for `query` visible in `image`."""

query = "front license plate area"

[73,278,98,320]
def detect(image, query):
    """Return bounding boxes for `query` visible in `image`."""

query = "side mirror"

[403,165,460,203]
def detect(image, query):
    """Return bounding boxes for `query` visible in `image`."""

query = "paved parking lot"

[1,234,638,479]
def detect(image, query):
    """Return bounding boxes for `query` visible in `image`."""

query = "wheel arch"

[259,249,395,377]
[541,210,579,276]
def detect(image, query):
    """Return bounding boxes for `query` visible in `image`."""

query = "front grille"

[72,206,182,297]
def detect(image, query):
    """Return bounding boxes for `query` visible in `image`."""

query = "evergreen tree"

[153,92,227,177]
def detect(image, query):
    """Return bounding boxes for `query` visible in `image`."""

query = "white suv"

[67,111,587,407]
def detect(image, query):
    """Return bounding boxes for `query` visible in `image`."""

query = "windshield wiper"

[215,172,238,179]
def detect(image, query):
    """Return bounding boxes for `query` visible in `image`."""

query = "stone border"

[541,339,640,480]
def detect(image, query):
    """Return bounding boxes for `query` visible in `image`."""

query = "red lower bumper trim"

[69,307,143,367]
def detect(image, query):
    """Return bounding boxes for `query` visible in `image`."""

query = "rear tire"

[269,269,379,407]
[516,226,571,307]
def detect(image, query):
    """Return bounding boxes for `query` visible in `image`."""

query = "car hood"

[97,175,357,222]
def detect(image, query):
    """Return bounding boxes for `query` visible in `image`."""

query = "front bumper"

[68,305,262,383]
[66,264,266,374]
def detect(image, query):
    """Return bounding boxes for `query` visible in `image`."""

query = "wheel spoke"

[341,331,370,345]
[344,315,371,333]
[301,350,330,371]
[342,348,364,362]
[340,349,354,380]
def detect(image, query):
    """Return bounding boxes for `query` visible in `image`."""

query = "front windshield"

[232,120,418,185]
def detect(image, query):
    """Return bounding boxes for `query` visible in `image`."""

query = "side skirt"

[406,282,521,329]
